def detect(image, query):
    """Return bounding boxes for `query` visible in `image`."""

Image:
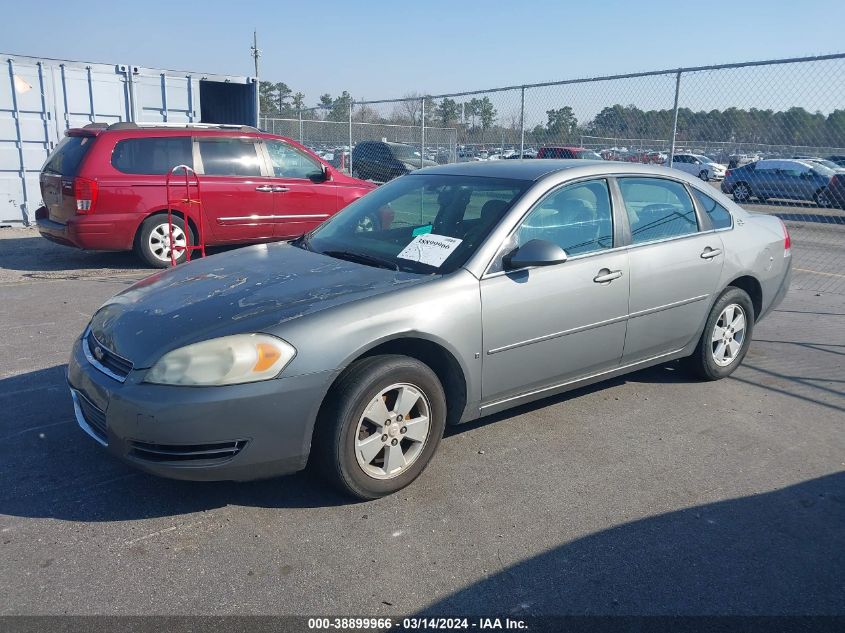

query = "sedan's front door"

[196,137,275,243]
[263,139,337,238]
[480,179,629,405]
[617,177,725,362]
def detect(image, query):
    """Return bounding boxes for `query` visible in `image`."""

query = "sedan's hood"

[89,242,428,368]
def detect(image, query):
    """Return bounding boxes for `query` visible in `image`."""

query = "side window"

[514,179,614,256]
[692,189,733,230]
[618,177,699,243]
[197,138,261,177]
[265,140,322,179]
[674,155,687,164]
[111,137,193,175]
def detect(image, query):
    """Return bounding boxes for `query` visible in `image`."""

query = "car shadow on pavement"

[0,366,349,522]
[0,234,243,275]
[409,471,845,616]
[446,363,692,439]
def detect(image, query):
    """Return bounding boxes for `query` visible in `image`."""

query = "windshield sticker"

[411,224,433,237]
[397,233,463,268]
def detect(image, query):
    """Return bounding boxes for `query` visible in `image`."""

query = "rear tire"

[134,214,191,268]
[684,287,755,381]
[312,355,446,500]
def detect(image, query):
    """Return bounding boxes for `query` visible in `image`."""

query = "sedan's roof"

[419,159,679,181]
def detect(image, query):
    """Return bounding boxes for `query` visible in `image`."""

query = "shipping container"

[1,53,257,225]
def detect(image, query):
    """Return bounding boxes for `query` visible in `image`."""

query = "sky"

[2,0,844,106]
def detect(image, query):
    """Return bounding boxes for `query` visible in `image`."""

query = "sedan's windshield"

[300,174,529,274]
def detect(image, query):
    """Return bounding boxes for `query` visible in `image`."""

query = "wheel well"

[327,338,468,427]
[135,210,198,245]
[727,276,763,321]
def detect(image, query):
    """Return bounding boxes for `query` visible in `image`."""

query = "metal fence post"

[348,100,353,175]
[298,109,303,143]
[420,97,426,169]
[519,86,526,159]
[668,70,682,168]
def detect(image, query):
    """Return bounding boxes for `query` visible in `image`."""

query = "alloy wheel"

[711,303,747,367]
[148,223,187,263]
[354,383,431,479]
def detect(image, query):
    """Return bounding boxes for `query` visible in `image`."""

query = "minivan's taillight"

[779,218,791,257]
[74,177,98,213]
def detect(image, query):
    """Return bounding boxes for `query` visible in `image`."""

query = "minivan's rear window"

[43,136,94,177]
[111,137,193,175]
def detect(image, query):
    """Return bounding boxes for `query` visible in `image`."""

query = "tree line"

[259,82,845,147]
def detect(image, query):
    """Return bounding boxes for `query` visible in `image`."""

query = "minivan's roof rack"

[106,122,259,132]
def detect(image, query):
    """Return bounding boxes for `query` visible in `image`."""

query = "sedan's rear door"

[617,176,724,363]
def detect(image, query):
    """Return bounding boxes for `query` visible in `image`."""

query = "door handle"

[701,247,722,259]
[593,269,623,284]
[255,185,273,192]
[272,186,290,193]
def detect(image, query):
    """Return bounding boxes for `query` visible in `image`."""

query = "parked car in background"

[793,157,845,173]
[670,153,726,181]
[721,158,839,207]
[68,160,792,499]
[36,123,376,267]
[537,146,604,160]
[351,141,436,182]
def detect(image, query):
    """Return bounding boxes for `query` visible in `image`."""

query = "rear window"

[692,189,733,230]
[198,138,262,177]
[111,137,194,175]
[43,136,94,177]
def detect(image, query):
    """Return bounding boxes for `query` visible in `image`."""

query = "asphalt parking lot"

[1,201,843,617]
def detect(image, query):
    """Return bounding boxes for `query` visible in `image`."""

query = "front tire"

[313,355,447,500]
[135,214,190,268]
[685,287,755,381]
[699,170,710,182]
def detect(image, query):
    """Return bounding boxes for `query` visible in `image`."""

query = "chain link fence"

[261,54,845,294]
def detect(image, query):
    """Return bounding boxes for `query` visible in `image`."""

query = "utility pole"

[251,30,260,79]
[251,30,260,127]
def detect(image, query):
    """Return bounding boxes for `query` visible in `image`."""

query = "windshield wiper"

[292,234,312,251]
[321,250,400,271]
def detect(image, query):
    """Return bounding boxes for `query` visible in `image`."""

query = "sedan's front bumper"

[67,335,335,481]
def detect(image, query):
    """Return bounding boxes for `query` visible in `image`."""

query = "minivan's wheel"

[684,287,755,381]
[313,354,446,499]
[135,214,190,268]
[732,182,752,203]
[699,170,710,182]
[814,189,833,208]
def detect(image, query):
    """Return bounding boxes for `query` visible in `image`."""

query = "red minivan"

[36,123,377,267]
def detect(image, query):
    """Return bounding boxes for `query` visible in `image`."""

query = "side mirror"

[504,239,568,270]
[311,165,331,183]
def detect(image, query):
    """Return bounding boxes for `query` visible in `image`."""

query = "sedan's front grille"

[72,389,108,445]
[85,329,133,382]
[129,440,248,463]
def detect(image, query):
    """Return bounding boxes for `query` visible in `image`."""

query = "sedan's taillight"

[74,177,98,213]
[779,218,791,257]
[725,169,732,178]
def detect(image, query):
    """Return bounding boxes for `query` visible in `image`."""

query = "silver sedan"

[67,160,792,499]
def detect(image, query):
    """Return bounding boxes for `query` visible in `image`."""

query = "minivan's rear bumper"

[36,206,139,251]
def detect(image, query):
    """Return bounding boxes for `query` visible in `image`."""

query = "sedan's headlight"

[145,334,295,386]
